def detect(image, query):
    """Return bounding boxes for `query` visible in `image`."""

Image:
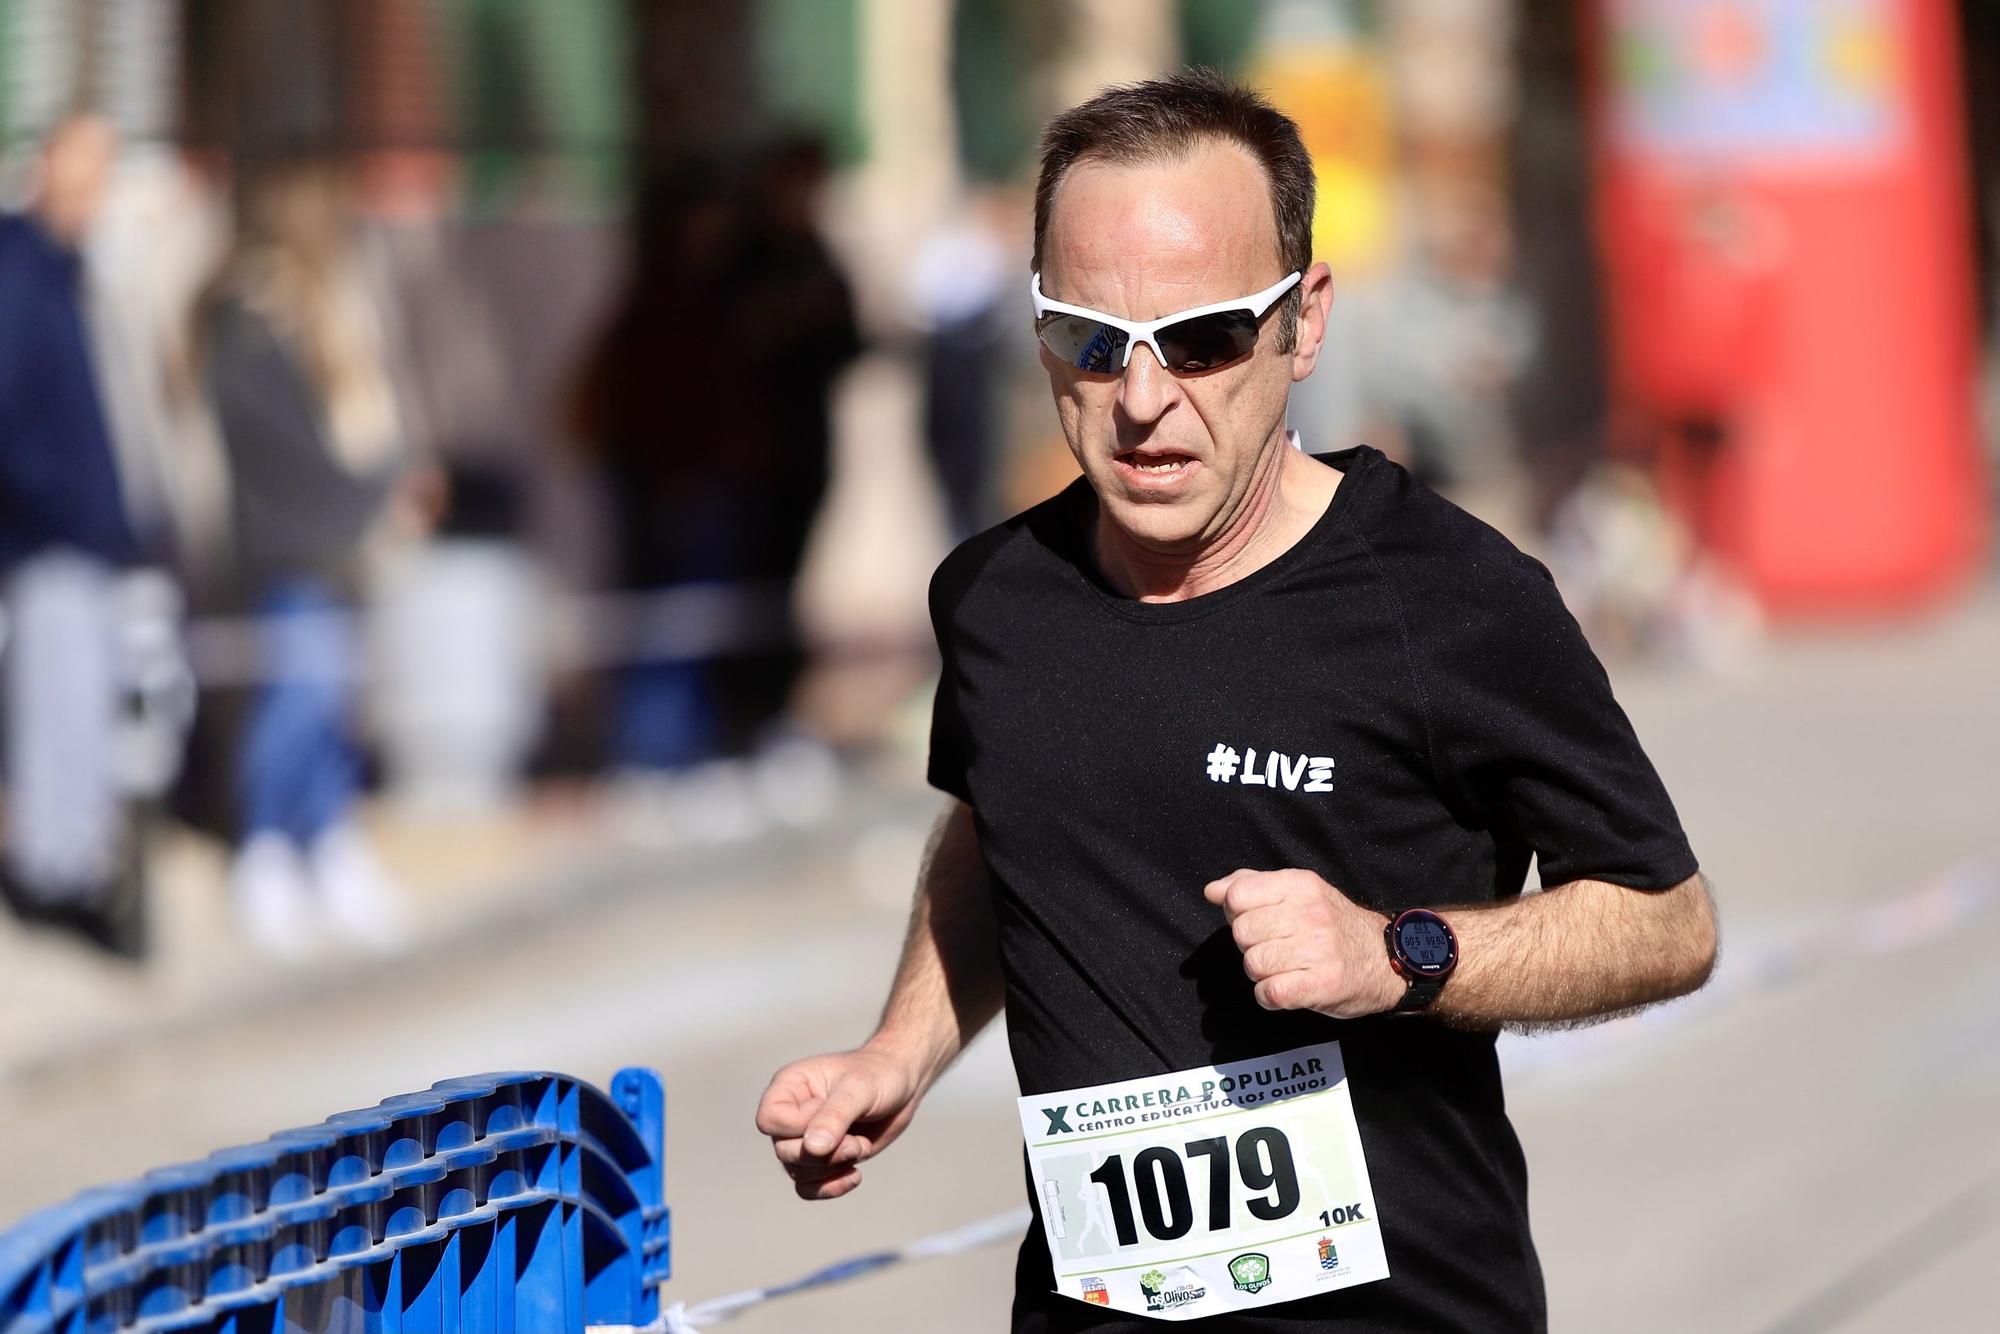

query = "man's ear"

[1289,261,1335,384]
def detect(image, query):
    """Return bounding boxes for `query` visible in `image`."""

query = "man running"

[759,69,1715,1330]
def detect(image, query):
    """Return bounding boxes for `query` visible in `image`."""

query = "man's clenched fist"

[1202,868,1404,1019]
[755,1046,925,1200]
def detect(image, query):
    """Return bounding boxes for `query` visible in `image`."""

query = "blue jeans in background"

[239,581,360,845]
[615,658,718,772]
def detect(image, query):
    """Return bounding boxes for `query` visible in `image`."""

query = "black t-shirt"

[927,445,1698,1331]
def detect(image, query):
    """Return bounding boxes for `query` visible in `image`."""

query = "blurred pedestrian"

[571,141,860,792]
[570,160,754,776]
[1354,174,1533,495]
[0,114,147,956]
[724,135,862,755]
[907,189,1015,541]
[192,158,412,958]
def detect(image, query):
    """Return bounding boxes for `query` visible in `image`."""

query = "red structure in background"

[1588,0,1987,616]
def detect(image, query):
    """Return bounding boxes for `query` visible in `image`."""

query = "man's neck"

[1092,434,1342,604]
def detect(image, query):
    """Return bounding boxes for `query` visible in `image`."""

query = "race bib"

[1017,1040,1389,1321]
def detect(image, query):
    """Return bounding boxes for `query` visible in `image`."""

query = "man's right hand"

[755,1044,926,1200]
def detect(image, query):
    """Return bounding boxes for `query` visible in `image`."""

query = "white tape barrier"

[590,851,1999,1333]
[181,578,928,688]
[588,1207,1032,1334]
[1498,851,1999,1082]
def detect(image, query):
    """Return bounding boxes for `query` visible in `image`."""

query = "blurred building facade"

[0,0,1993,825]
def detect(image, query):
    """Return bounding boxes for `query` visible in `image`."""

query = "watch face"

[1394,912,1456,975]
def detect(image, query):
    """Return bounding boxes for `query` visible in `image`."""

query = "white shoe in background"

[232,832,316,961]
[309,824,411,956]
[750,732,843,829]
[661,759,765,845]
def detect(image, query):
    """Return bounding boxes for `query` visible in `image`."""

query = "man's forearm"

[1428,872,1718,1026]
[864,800,1005,1091]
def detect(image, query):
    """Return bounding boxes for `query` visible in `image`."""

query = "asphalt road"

[1,588,1995,1332]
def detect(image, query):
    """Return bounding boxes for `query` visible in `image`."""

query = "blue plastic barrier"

[0,1069,669,1334]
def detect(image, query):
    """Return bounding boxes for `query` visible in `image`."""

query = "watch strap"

[1394,974,1445,1013]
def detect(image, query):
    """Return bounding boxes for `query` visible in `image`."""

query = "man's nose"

[1117,341,1175,425]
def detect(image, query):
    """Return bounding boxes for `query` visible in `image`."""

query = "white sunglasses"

[1031,270,1302,373]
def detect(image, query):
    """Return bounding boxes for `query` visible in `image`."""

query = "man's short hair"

[1033,67,1314,350]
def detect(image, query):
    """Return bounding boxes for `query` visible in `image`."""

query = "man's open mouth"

[1114,450,1197,476]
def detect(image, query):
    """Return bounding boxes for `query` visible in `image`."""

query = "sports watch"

[1384,908,1458,1014]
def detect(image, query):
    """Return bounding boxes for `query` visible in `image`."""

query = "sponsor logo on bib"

[1318,1237,1339,1270]
[1203,744,1335,791]
[1139,1266,1207,1312]
[1229,1252,1274,1294]
[1080,1276,1109,1305]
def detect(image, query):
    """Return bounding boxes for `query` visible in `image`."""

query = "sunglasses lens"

[1157,310,1260,372]
[1037,315,1128,373]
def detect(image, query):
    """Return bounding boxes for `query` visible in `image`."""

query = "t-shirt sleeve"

[925,560,974,803]
[1402,537,1698,891]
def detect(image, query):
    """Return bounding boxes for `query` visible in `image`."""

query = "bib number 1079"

[1084,1126,1300,1248]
